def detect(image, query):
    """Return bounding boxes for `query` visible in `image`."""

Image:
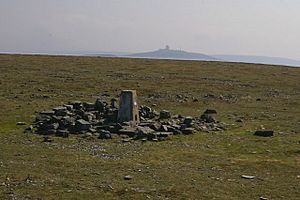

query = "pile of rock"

[32,97,225,141]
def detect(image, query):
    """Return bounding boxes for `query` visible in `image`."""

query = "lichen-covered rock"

[160,110,171,119]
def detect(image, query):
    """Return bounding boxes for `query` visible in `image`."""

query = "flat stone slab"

[254,130,274,137]
[63,104,74,111]
[83,102,95,111]
[53,106,67,112]
[53,106,68,116]
[160,110,171,119]
[56,130,69,138]
[152,132,173,137]
[137,126,155,134]
[182,128,195,135]
[76,119,91,125]
[75,119,91,132]
[241,175,256,179]
[118,127,138,137]
[16,122,27,126]
[183,117,194,126]
[40,111,55,115]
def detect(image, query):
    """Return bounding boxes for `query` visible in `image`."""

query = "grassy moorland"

[0,54,299,200]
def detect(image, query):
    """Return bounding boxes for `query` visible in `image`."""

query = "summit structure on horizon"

[126,46,217,61]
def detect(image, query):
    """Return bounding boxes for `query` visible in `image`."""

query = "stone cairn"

[31,90,226,141]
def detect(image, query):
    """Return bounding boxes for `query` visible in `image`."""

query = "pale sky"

[1,0,300,59]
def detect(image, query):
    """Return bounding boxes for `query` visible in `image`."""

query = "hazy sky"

[1,0,300,59]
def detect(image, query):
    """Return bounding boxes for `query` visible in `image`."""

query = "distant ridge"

[125,46,218,61]
[5,47,299,67]
[214,55,300,67]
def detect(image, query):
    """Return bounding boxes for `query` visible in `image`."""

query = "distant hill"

[214,55,300,67]
[125,47,218,61]
[23,47,300,67]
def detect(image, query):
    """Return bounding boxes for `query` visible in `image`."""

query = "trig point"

[117,90,140,124]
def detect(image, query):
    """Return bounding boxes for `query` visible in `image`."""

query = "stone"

[153,110,160,117]
[142,138,147,142]
[167,126,182,135]
[117,90,140,124]
[121,121,133,126]
[147,131,172,140]
[158,137,168,141]
[72,101,82,110]
[83,102,95,111]
[139,122,153,127]
[236,119,243,123]
[204,109,217,114]
[52,115,63,122]
[83,112,95,122]
[53,106,68,116]
[176,94,183,99]
[182,128,195,135]
[124,175,133,180]
[95,98,106,112]
[200,114,216,123]
[99,130,112,139]
[82,132,93,138]
[160,125,169,132]
[74,109,85,118]
[43,136,52,143]
[254,130,274,137]
[153,132,173,137]
[56,130,69,138]
[59,116,74,129]
[40,110,55,116]
[104,109,118,123]
[171,124,181,130]
[75,119,91,132]
[118,127,138,137]
[110,98,118,108]
[138,126,155,134]
[63,104,73,111]
[137,126,155,138]
[150,122,162,131]
[241,175,256,179]
[43,129,57,135]
[259,197,268,200]
[178,114,184,119]
[160,110,171,119]
[16,122,27,126]
[101,93,110,97]
[183,117,194,126]
[140,105,158,119]
[111,124,123,132]
[171,114,180,119]
[45,123,59,130]
[89,128,97,133]
[122,138,132,143]
[180,124,188,130]
[24,125,34,133]
[35,114,52,122]
[140,105,151,113]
